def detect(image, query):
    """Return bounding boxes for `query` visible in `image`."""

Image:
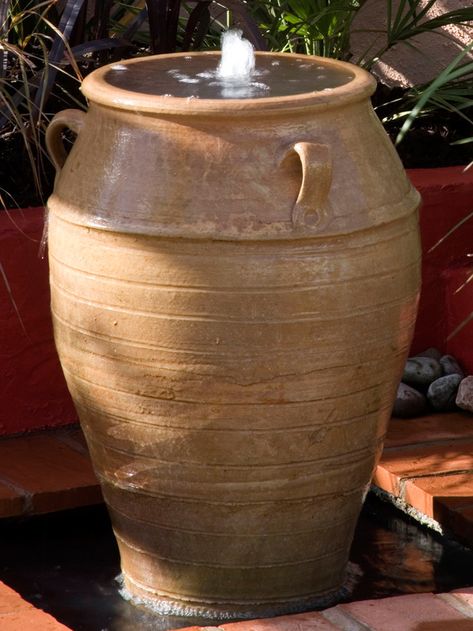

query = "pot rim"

[81,51,376,117]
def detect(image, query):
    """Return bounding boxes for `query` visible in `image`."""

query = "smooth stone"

[427,374,462,411]
[440,354,464,378]
[393,382,428,418]
[403,357,442,387]
[456,376,473,413]
[415,347,443,360]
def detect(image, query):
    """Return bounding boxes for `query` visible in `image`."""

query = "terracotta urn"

[46,52,421,618]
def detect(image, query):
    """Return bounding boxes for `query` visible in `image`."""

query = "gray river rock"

[393,382,428,418]
[440,354,464,378]
[427,374,462,411]
[456,376,473,413]
[403,357,443,387]
[414,347,442,361]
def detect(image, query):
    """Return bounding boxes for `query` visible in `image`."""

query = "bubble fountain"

[45,30,421,620]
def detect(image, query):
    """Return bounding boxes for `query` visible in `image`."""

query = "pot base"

[119,573,349,620]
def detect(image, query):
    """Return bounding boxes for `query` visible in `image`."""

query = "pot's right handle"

[46,109,86,180]
[290,142,332,228]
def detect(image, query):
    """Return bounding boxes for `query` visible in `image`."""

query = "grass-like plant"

[394,41,473,151]
[0,0,264,208]
[248,0,364,58]
[0,0,124,208]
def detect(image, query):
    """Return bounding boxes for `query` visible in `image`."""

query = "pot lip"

[81,51,376,116]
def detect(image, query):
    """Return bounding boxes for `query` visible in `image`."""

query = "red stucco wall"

[409,166,473,373]
[0,207,76,435]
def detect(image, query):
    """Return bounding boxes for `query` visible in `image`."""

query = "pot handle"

[291,142,332,228]
[45,108,86,177]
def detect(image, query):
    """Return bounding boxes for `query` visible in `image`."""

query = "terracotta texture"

[46,53,420,617]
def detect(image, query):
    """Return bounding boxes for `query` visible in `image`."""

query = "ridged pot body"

[47,53,421,618]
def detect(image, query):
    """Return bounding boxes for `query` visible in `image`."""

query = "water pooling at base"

[1,497,473,630]
[106,51,354,100]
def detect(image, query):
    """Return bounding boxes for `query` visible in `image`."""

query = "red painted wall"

[409,166,473,373]
[0,207,77,435]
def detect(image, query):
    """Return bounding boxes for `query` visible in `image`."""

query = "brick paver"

[0,581,70,630]
[450,587,473,609]
[178,591,473,631]
[403,473,473,518]
[219,612,340,630]
[0,482,24,518]
[0,427,101,516]
[2,589,473,631]
[336,593,469,630]
[383,414,473,449]
[373,412,473,545]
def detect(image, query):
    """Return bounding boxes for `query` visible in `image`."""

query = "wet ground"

[0,493,472,631]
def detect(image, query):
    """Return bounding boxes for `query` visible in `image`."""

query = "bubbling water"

[217,29,255,80]
[163,29,270,99]
[213,29,269,98]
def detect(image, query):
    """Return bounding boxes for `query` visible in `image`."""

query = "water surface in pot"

[104,54,355,100]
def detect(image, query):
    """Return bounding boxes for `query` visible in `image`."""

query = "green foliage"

[355,0,473,70]
[248,0,365,57]
[394,41,473,149]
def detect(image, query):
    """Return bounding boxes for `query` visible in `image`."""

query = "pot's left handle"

[46,109,86,180]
